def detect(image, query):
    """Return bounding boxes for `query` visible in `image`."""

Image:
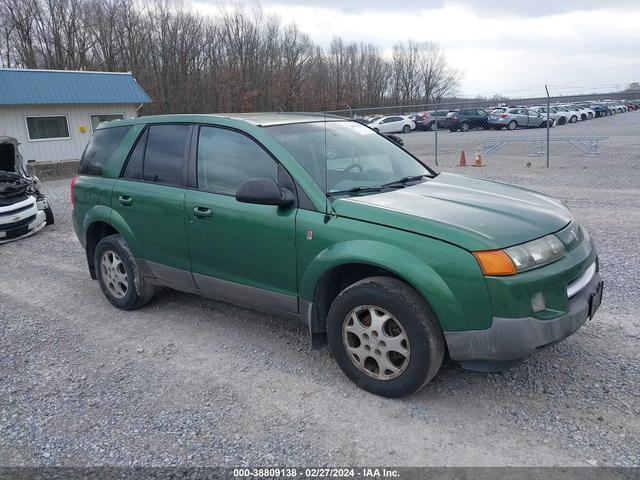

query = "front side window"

[26,116,70,140]
[90,114,124,131]
[197,126,278,195]
[79,125,132,176]
[269,121,432,195]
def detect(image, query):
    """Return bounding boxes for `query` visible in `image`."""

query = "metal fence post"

[545,84,550,168]
[434,97,439,167]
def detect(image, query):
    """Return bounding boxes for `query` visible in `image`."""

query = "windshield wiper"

[379,174,430,189]
[326,186,382,197]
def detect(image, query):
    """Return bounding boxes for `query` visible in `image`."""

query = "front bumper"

[0,195,48,245]
[444,270,602,363]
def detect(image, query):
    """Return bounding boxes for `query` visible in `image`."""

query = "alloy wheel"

[101,250,128,299]
[342,305,410,380]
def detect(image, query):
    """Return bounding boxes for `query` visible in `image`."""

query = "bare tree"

[0,0,461,113]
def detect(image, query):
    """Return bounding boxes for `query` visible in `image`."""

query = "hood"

[0,136,26,175]
[333,173,572,251]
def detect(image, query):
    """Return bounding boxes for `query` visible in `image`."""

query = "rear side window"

[121,124,189,186]
[79,125,132,176]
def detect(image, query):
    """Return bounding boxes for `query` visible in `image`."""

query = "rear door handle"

[193,206,213,219]
[118,195,133,206]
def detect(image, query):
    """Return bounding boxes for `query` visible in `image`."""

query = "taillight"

[70,175,78,208]
[500,113,508,118]
[451,116,457,121]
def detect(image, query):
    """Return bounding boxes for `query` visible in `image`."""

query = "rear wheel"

[570,115,577,123]
[507,120,517,130]
[402,125,411,133]
[430,122,437,131]
[588,112,593,120]
[94,234,155,310]
[327,276,445,398]
[460,122,470,132]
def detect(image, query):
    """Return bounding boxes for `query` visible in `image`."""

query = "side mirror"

[236,177,295,207]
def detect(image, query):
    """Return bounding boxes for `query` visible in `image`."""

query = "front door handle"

[118,195,133,206]
[193,206,213,219]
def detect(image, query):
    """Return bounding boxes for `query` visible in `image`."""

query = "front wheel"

[430,122,437,131]
[402,125,411,133]
[327,276,445,398]
[570,115,577,123]
[94,234,155,310]
[44,206,54,225]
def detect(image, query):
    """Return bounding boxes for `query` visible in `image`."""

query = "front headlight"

[505,234,566,272]
[474,234,566,276]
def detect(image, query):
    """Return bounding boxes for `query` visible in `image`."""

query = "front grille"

[0,214,36,231]
[0,202,33,218]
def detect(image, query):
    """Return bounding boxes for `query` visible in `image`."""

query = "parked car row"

[353,99,640,134]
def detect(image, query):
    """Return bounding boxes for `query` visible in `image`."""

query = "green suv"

[72,113,603,398]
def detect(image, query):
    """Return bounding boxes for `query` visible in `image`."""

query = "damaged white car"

[0,136,54,244]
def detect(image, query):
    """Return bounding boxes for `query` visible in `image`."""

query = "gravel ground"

[1,132,639,467]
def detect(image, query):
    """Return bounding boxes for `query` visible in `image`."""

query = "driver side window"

[197,126,278,196]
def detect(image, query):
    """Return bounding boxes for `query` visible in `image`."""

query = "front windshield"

[268,121,432,195]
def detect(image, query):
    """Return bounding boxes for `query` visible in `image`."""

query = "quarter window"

[197,126,277,195]
[79,125,132,176]
[26,115,70,140]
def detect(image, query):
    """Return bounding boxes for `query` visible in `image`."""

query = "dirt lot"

[1,120,639,467]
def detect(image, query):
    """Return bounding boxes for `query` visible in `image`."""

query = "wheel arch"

[85,220,120,280]
[300,240,465,345]
[83,207,139,280]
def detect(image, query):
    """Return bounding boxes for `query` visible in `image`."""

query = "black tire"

[507,120,517,130]
[44,206,54,225]
[558,117,566,125]
[460,122,470,132]
[94,234,155,310]
[327,276,445,398]
[402,125,411,133]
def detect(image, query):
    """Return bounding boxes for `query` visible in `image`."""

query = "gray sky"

[192,0,640,98]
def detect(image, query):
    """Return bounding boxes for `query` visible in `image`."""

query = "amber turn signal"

[473,250,517,276]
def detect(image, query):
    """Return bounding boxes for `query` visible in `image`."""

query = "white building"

[0,69,150,163]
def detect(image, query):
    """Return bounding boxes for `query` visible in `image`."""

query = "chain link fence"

[324,88,640,181]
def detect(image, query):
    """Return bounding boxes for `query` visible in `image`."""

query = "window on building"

[90,114,125,131]
[25,116,70,140]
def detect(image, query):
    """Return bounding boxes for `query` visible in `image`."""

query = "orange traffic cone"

[473,150,484,167]
[458,150,467,167]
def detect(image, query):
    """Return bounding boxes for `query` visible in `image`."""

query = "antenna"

[323,109,330,222]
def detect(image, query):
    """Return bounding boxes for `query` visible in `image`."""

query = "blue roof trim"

[0,69,151,105]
